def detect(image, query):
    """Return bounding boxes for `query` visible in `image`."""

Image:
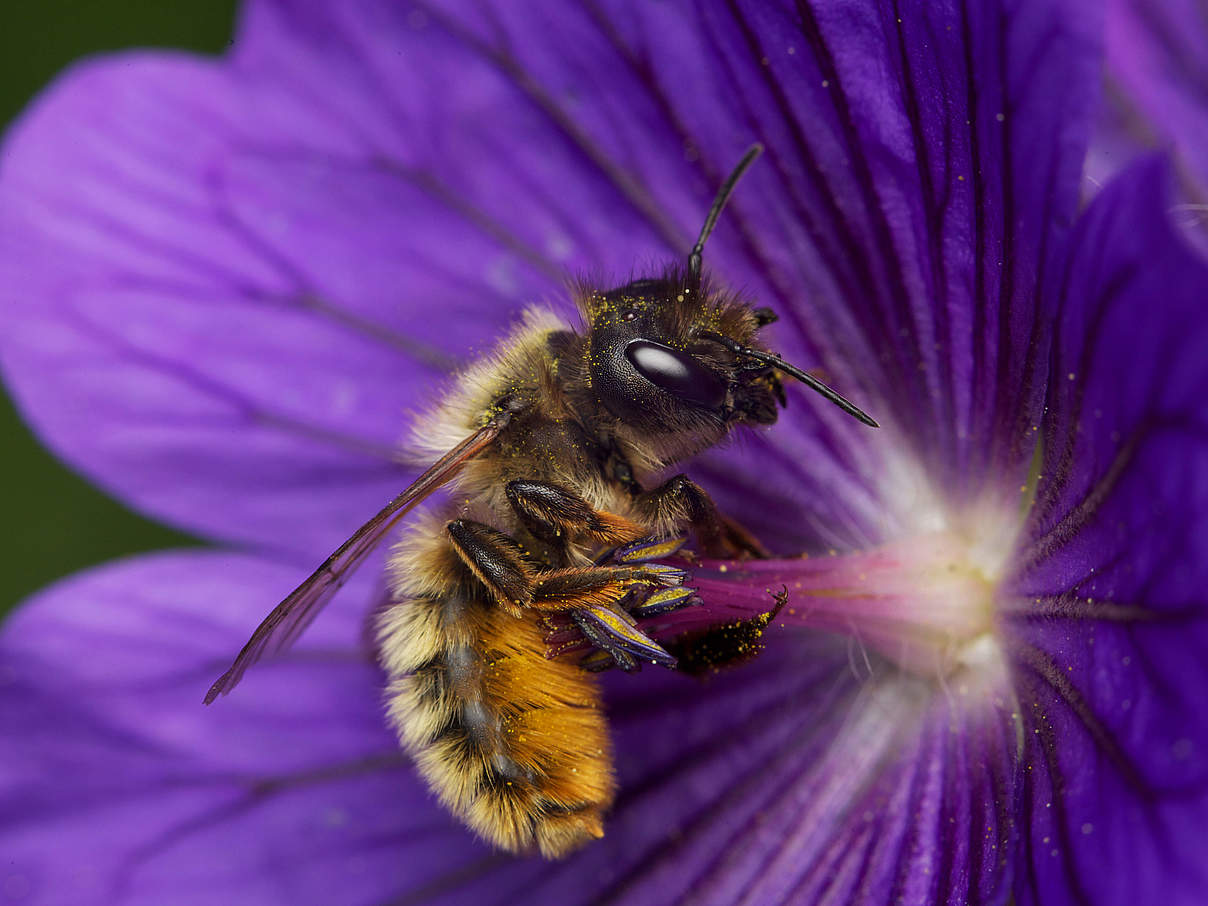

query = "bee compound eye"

[624,339,727,408]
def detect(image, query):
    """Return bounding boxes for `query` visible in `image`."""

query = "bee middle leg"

[450,481,694,671]
[446,517,682,667]
[503,478,700,618]
[504,479,645,546]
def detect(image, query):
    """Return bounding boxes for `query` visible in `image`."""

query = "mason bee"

[205,146,876,858]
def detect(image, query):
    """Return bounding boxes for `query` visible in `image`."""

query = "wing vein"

[204,409,514,703]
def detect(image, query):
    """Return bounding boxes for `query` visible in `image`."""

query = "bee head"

[581,144,877,444]
[583,273,787,436]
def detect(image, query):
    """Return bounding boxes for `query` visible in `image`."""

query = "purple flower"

[2,1,1207,904]
[1105,0,1208,198]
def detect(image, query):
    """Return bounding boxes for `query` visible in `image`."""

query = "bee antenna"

[699,331,879,428]
[688,144,763,282]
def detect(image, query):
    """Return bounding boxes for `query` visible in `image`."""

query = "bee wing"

[204,416,508,704]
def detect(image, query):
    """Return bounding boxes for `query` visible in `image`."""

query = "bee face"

[585,275,777,433]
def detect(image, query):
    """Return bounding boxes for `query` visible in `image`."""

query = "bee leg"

[636,475,768,558]
[752,306,779,327]
[625,585,700,619]
[530,565,684,611]
[445,518,534,617]
[571,611,642,673]
[505,480,704,578]
[447,516,682,619]
[605,537,701,617]
[531,566,682,671]
[716,516,771,559]
[504,479,646,546]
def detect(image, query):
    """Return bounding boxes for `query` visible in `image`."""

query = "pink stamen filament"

[686,533,999,677]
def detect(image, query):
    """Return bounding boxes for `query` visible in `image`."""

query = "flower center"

[691,523,1017,682]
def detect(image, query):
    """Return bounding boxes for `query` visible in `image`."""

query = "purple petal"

[2,549,1023,905]
[675,0,1104,527]
[0,49,570,557]
[0,551,500,906]
[2,0,1104,560]
[581,655,1020,906]
[1006,158,1208,905]
[417,638,1018,906]
[1107,0,1208,196]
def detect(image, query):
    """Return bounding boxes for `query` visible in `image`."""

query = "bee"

[204,145,876,858]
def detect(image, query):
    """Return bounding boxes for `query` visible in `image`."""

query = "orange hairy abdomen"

[378,526,616,859]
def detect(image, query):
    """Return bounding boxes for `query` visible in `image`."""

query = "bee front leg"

[636,475,768,559]
[446,515,681,615]
[505,476,698,607]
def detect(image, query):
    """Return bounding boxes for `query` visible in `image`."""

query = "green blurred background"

[0,1,240,617]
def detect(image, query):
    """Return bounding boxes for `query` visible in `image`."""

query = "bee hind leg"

[445,518,535,617]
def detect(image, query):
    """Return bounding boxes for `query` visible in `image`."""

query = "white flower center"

[692,446,1033,690]
[693,497,1022,688]
[782,527,1008,680]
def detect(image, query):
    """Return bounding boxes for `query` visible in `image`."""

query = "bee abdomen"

[379,580,615,858]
